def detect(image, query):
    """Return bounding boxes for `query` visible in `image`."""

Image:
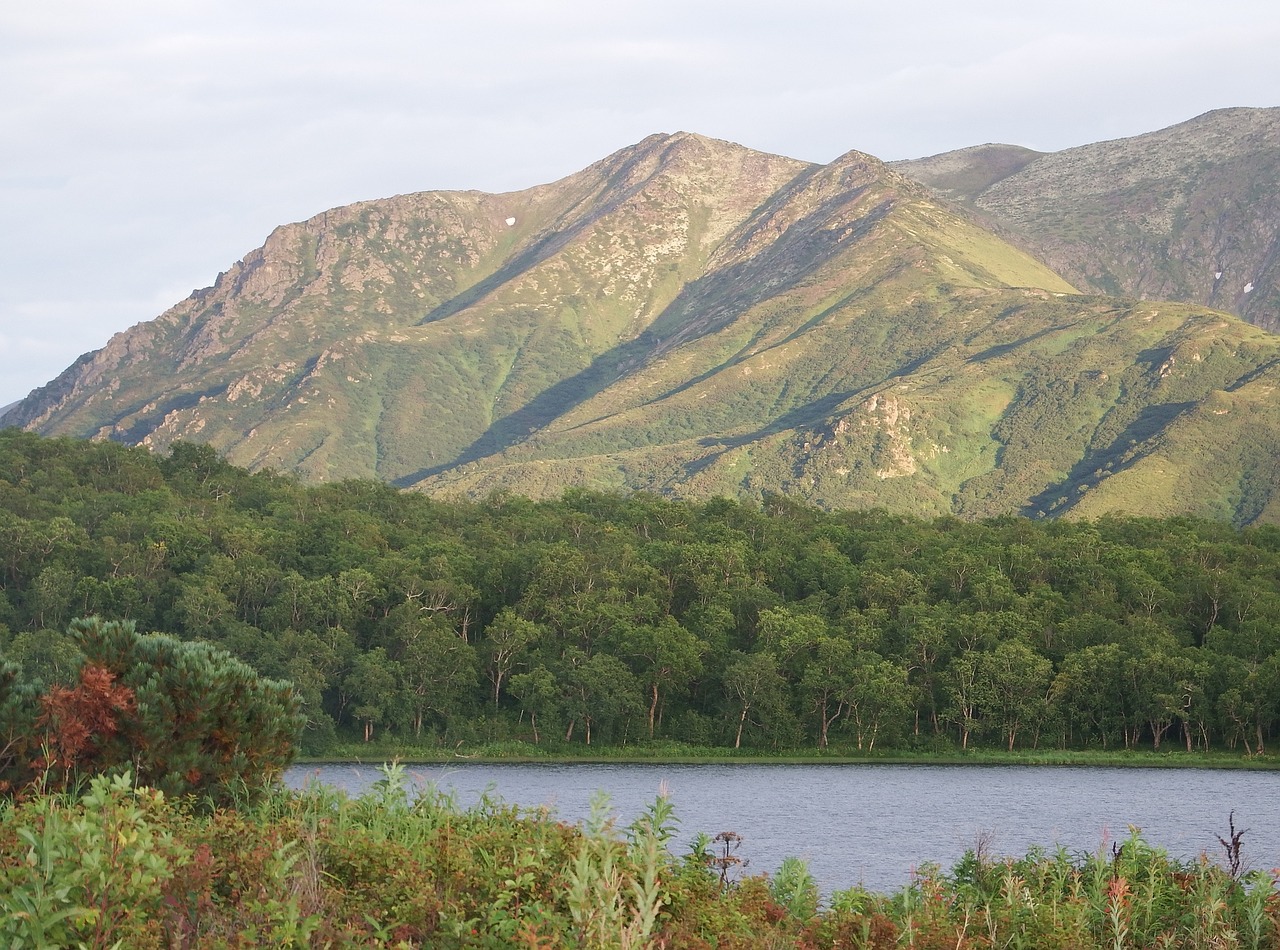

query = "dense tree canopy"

[1,431,1279,756]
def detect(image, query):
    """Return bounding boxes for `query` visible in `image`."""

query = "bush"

[0,617,303,803]
[70,617,304,804]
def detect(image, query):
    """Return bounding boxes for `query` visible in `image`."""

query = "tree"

[1120,634,1188,752]
[1052,644,1128,748]
[624,617,705,739]
[1215,653,1280,755]
[722,652,789,750]
[34,663,136,784]
[397,616,478,738]
[946,653,982,751]
[483,609,544,708]
[509,665,559,744]
[2,627,82,688]
[844,652,912,752]
[796,637,856,750]
[977,641,1053,752]
[0,657,39,793]
[70,616,303,802]
[276,625,356,747]
[344,647,401,743]
[562,650,642,746]
[898,604,952,735]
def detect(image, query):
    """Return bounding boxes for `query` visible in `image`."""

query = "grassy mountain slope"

[5,134,809,482]
[419,288,1280,523]
[5,120,1280,524]
[895,107,1280,331]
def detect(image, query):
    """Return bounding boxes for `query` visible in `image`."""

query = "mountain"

[5,117,1280,525]
[894,107,1280,331]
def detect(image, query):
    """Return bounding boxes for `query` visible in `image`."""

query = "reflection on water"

[285,762,1278,893]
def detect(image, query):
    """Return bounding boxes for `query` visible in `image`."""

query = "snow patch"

[505,217,516,227]
[1243,282,1254,293]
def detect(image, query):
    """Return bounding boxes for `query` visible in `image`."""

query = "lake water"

[284,762,1279,894]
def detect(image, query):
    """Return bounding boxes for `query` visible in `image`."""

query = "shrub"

[69,617,304,804]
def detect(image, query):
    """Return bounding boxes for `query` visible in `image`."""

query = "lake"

[284,762,1278,894]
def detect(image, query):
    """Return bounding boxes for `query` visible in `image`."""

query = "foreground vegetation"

[3,431,1280,759]
[1,764,1275,948]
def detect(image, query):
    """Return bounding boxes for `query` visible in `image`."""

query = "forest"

[1,430,1278,758]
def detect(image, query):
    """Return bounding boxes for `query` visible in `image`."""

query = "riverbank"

[295,740,1280,770]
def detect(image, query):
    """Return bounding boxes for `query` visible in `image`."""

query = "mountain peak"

[896,107,1280,330]
[7,109,1280,524]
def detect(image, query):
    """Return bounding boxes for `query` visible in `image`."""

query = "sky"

[2,1,1277,408]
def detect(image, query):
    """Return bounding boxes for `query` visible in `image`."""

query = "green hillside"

[5,120,1280,524]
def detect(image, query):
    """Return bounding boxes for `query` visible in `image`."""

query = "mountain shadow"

[392,333,660,487]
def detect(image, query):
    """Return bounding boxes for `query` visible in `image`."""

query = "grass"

[295,741,1280,771]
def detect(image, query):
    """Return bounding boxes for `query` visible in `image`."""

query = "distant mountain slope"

[4,133,811,481]
[895,107,1280,331]
[421,295,1280,525]
[5,117,1280,525]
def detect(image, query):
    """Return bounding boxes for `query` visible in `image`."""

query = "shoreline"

[291,747,1280,771]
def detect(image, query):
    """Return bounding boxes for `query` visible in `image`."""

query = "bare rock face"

[6,114,1280,525]
[895,107,1280,331]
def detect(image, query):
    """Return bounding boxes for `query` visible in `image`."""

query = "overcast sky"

[2,1,1277,408]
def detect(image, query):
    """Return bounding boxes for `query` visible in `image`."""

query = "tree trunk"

[1151,721,1170,751]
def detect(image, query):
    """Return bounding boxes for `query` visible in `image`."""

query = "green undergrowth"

[2,764,1277,948]
[297,741,1280,771]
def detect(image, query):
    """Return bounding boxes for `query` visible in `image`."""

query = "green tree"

[624,617,705,739]
[562,651,641,746]
[977,641,1053,752]
[946,653,982,751]
[1052,643,1129,748]
[844,652,912,752]
[722,652,790,750]
[343,647,401,743]
[508,665,559,744]
[2,627,81,688]
[396,616,478,738]
[482,609,544,708]
[796,637,856,750]
[0,656,39,792]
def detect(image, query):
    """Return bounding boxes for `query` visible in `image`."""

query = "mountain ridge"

[5,110,1280,524]
[894,106,1280,330]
